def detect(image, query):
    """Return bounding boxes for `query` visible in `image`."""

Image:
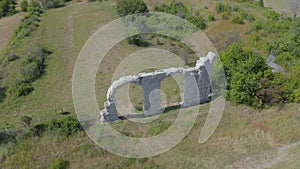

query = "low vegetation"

[0,0,16,18]
[154,1,207,30]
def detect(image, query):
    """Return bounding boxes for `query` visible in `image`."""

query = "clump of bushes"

[220,43,268,107]
[231,14,244,24]
[29,117,82,137]
[50,157,69,169]
[116,0,148,16]
[154,1,207,30]
[7,80,34,97]
[20,0,28,11]
[7,44,50,98]
[208,13,215,21]
[221,11,231,20]
[0,0,17,18]
[15,1,42,39]
[154,1,189,18]
[215,3,231,14]
[20,44,49,82]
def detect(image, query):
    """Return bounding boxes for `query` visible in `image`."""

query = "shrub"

[266,10,280,21]
[220,44,268,107]
[20,0,28,11]
[258,0,264,7]
[28,0,43,15]
[46,117,82,137]
[154,1,207,29]
[116,0,148,16]
[187,15,207,30]
[215,3,231,13]
[208,13,215,21]
[16,4,42,39]
[50,157,69,169]
[231,14,244,24]
[154,1,189,18]
[238,8,248,19]
[221,11,231,20]
[7,81,34,97]
[20,44,49,82]
[0,0,17,18]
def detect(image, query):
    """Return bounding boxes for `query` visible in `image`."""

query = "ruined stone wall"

[100,52,216,123]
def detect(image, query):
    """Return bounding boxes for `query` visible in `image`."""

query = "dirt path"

[0,14,24,52]
[64,9,76,67]
[63,2,86,71]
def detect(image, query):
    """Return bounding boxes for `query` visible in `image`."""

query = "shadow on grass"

[119,104,182,120]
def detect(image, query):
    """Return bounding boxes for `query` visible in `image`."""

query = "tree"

[116,0,148,16]
[221,44,267,107]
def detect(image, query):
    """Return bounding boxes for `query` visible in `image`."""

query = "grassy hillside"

[0,0,300,168]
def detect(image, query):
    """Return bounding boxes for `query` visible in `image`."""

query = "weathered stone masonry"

[100,52,216,123]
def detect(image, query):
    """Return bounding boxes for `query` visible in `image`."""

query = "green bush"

[154,1,207,30]
[215,3,231,13]
[7,81,34,97]
[221,11,231,20]
[116,0,148,16]
[231,14,244,24]
[20,44,49,82]
[208,13,215,21]
[266,10,280,21]
[16,3,42,39]
[187,15,207,30]
[46,117,82,137]
[50,157,69,169]
[20,0,28,11]
[0,0,17,18]
[221,44,268,107]
[154,1,189,18]
[28,0,43,15]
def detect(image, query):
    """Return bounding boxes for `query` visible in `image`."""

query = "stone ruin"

[100,52,216,123]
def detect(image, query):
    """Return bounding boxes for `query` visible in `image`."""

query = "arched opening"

[129,83,144,113]
[160,74,184,112]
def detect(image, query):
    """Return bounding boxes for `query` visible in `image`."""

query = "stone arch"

[100,52,216,123]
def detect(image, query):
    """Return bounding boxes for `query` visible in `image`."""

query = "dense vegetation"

[221,13,300,108]
[116,0,148,16]
[154,1,207,30]
[0,0,16,18]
